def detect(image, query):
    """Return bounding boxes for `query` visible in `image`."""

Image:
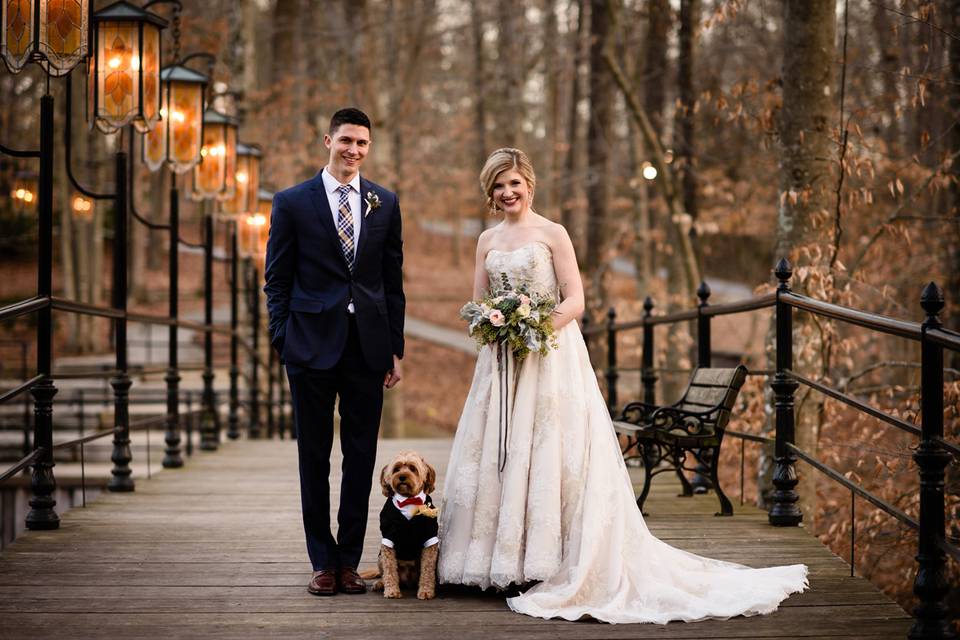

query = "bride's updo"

[479,148,536,215]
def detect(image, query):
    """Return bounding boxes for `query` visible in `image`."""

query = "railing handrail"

[780,291,925,341]
[0,295,49,322]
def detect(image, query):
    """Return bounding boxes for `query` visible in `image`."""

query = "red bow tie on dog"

[396,496,424,507]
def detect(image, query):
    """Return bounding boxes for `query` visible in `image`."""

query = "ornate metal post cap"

[774,258,793,284]
[920,282,944,319]
[697,280,711,305]
[607,306,617,321]
[643,296,655,314]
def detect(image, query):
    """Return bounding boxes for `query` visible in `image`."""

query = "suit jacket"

[263,171,404,372]
[379,496,438,560]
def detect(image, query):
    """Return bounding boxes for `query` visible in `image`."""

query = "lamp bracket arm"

[0,144,40,158]
[64,73,114,201]
[126,131,170,231]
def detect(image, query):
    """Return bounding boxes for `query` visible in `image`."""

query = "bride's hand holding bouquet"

[459,273,558,362]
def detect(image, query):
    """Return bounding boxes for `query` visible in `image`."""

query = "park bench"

[613,365,748,517]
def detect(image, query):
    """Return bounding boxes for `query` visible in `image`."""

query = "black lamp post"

[1,0,92,531]
[137,14,209,466]
[191,103,238,451]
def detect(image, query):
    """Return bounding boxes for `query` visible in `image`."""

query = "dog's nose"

[398,474,408,482]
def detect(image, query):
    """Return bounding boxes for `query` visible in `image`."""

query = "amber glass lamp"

[90,1,166,134]
[1,0,89,75]
[142,63,207,173]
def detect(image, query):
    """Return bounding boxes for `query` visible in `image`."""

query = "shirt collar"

[392,491,427,509]
[321,166,361,195]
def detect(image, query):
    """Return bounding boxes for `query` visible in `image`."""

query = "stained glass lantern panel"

[1,0,88,75]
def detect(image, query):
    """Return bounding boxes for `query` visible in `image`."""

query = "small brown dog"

[360,450,439,599]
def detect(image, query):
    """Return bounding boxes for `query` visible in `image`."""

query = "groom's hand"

[384,356,402,389]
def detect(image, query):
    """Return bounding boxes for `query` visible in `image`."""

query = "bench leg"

[636,444,653,516]
[710,446,733,516]
[675,455,694,498]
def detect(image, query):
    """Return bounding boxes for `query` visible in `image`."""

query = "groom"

[264,107,405,596]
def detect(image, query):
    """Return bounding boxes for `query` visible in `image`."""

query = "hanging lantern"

[142,63,208,173]
[249,188,273,254]
[10,170,38,211]
[91,0,166,134]
[225,143,261,214]
[191,107,237,201]
[1,0,89,76]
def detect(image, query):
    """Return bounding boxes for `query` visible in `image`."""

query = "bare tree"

[585,0,612,294]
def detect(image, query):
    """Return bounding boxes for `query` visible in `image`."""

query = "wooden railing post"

[769,258,802,526]
[692,281,713,493]
[162,173,183,467]
[909,282,954,639]
[25,93,59,528]
[606,307,618,415]
[641,296,657,405]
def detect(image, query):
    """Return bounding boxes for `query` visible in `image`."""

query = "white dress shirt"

[321,167,361,313]
[321,166,362,250]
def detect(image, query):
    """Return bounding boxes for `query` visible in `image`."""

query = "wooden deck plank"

[0,437,911,639]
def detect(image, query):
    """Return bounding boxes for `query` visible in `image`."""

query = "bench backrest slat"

[674,365,748,434]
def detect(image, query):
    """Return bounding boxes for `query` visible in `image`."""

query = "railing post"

[909,283,954,639]
[26,93,59,528]
[227,220,240,440]
[606,307,618,415]
[163,172,183,467]
[267,345,276,438]
[200,208,218,451]
[109,143,134,492]
[248,259,261,438]
[692,281,713,493]
[769,259,801,526]
[277,356,287,438]
[641,296,657,405]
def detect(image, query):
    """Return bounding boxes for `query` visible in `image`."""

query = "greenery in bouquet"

[459,273,559,362]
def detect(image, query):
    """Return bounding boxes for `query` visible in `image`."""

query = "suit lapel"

[309,172,351,274]
[355,177,371,262]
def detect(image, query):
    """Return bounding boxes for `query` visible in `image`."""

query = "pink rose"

[519,294,530,305]
[488,309,505,327]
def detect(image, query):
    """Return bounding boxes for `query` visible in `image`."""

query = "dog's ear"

[380,464,393,497]
[423,461,437,495]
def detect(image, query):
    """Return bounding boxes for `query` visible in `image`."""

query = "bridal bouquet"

[459,273,558,362]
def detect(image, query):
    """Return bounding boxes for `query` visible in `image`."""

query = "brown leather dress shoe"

[338,567,367,594]
[308,570,337,596]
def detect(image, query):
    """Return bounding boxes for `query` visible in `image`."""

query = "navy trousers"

[287,316,385,571]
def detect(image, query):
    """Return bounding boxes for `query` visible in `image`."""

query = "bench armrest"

[617,401,660,424]
[649,406,717,437]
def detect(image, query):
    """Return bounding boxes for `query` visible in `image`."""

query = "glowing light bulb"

[14,188,26,199]
[109,56,122,69]
[131,55,140,71]
[23,191,34,203]
[642,163,658,181]
[236,172,248,184]
[173,110,185,123]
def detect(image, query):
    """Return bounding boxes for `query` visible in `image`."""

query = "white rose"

[517,303,531,318]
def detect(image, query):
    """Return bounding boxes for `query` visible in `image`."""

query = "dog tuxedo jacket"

[380,494,439,560]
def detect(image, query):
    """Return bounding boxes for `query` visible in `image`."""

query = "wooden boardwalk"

[0,437,911,639]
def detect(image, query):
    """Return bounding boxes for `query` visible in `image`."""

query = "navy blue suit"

[264,171,404,571]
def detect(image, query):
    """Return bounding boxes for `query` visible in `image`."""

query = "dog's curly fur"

[360,450,439,599]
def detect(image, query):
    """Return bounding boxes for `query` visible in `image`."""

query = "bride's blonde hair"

[479,148,536,215]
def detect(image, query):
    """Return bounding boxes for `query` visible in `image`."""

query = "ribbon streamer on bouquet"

[496,342,511,477]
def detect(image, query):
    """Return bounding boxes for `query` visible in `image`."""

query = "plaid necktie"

[335,184,355,271]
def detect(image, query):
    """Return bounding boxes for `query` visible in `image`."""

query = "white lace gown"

[438,241,809,624]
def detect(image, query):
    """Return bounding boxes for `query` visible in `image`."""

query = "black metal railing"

[584,258,957,639]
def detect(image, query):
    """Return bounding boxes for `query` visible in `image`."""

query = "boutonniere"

[364,191,381,218]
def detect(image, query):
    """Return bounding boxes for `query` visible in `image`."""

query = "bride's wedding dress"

[437,241,808,623]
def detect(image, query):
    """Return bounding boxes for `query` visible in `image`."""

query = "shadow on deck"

[0,438,910,639]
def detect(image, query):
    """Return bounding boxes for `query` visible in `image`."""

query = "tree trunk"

[947,0,960,368]
[762,0,837,525]
[543,0,561,217]
[561,0,586,255]
[495,0,524,148]
[470,0,489,231]
[676,0,700,263]
[585,0,612,299]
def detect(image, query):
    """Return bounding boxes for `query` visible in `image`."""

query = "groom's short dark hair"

[329,108,371,135]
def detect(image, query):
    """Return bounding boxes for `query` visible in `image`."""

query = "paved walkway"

[0,437,911,639]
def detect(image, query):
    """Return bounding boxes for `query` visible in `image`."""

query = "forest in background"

[2,0,959,617]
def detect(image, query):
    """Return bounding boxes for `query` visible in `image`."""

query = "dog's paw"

[371,579,384,591]
[384,587,403,599]
[416,588,436,600]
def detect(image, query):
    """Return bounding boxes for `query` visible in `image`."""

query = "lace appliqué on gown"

[437,242,808,624]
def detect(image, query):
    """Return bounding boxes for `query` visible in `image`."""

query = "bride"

[437,148,808,624]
